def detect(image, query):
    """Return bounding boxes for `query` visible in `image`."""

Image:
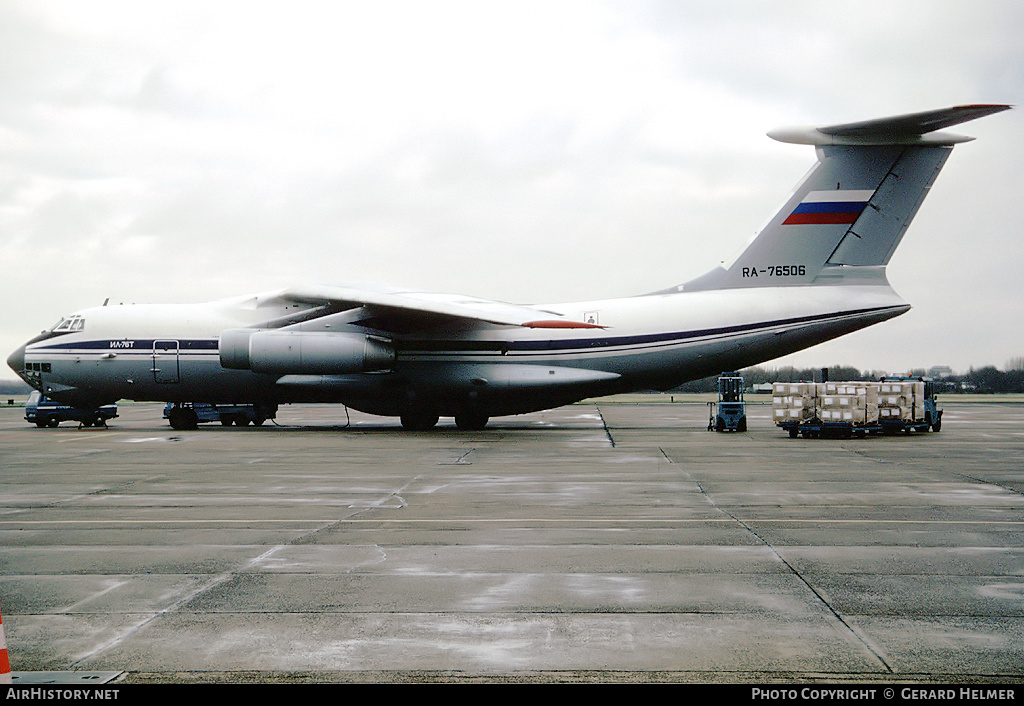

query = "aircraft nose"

[7,343,26,376]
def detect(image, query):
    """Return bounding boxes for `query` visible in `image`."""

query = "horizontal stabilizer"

[769,104,1011,146]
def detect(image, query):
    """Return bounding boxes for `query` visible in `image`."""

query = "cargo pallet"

[779,418,936,439]
[773,377,942,440]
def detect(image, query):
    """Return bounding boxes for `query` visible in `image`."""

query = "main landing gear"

[454,410,489,431]
[398,410,490,431]
[399,410,440,431]
[166,405,199,430]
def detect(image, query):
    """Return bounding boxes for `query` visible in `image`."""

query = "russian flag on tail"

[783,189,875,225]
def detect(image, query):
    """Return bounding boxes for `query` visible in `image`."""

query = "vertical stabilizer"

[679,105,1009,292]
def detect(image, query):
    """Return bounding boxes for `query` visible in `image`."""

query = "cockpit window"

[51,315,85,332]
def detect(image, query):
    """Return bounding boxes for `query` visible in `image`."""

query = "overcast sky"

[1,0,1021,376]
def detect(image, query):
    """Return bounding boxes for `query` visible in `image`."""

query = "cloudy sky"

[1,0,1021,377]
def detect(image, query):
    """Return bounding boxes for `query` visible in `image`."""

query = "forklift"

[708,372,747,432]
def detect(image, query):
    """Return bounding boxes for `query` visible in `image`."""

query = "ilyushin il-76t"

[7,104,1010,430]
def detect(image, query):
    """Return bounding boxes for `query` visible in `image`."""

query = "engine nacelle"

[219,329,395,375]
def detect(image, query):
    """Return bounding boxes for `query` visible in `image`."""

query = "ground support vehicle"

[877,377,942,434]
[163,402,278,430]
[708,372,747,432]
[773,378,941,439]
[25,391,118,428]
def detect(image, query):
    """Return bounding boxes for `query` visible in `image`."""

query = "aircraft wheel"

[168,407,199,430]
[455,411,489,431]
[400,411,439,431]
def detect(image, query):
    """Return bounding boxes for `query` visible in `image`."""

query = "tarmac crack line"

[594,405,616,447]
[657,446,895,674]
[297,473,426,538]
[69,473,427,668]
[68,545,283,669]
[955,471,1024,498]
[439,449,475,465]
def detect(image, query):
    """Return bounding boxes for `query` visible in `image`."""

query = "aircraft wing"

[252,283,603,329]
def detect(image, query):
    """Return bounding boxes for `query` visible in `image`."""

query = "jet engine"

[219,329,395,375]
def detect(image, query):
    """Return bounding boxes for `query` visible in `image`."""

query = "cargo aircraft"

[7,104,1010,430]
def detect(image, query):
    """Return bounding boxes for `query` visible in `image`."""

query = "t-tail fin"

[680,105,1010,292]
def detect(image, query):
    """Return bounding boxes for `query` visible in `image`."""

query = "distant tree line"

[0,379,32,395]
[953,366,1024,394]
[671,362,1024,394]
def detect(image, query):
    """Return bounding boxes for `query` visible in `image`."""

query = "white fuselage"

[16,283,909,418]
